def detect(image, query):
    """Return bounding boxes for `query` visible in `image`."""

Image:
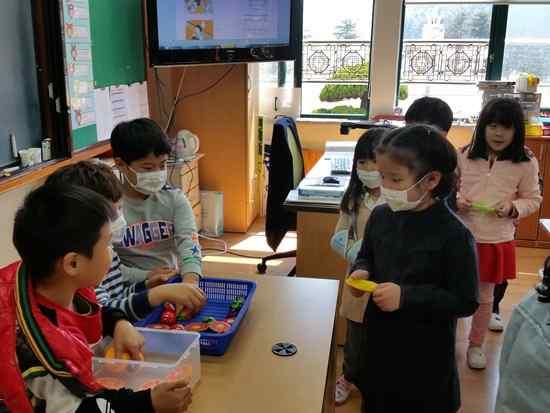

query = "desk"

[285,155,349,345]
[192,274,339,413]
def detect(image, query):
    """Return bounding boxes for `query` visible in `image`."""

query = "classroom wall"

[0,180,44,267]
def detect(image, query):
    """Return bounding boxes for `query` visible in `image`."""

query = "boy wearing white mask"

[111,119,203,288]
[45,160,206,322]
[329,128,390,406]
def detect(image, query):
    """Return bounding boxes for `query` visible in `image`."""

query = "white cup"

[19,148,42,167]
[19,150,32,167]
[29,147,42,164]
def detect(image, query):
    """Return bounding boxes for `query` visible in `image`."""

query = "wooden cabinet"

[167,156,203,231]
[150,64,260,233]
[517,137,550,248]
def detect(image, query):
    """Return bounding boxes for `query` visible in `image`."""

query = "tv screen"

[147,0,299,66]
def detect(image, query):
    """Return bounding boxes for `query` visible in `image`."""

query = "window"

[501,4,550,107]
[399,1,550,120]
[300,0,375,118]
[399,2,492,120]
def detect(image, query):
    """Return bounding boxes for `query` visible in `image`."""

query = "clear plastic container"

[93,328,201,391]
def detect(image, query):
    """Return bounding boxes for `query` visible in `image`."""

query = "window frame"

[486,4,508,81]
[396,3,550,113]
[396,2,501,118]
[293,0,377,120]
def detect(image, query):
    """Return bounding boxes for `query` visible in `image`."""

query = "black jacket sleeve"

[349,207,376,275]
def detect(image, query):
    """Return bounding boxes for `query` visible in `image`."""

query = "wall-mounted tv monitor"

[146,0,300,66]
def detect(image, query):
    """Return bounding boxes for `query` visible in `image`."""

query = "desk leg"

[322,320,336,413]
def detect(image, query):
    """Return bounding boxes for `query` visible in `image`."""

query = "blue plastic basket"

[136,277,256,356]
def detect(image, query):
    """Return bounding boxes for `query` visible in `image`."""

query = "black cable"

[154,68,170,123]
[184,159,194,194]
[167,160,194,194]
[168,162,178,186]
[166,66,235,134]
[154,67,163,122]
[179,66,235,101]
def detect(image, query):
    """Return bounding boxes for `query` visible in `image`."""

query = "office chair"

[257,116,304,276]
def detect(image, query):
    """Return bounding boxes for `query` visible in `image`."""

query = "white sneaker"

[335,375,353,405]
[467,346,487,370]
[489,313,504,332]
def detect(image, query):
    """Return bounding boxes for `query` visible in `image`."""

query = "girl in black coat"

[348,124,479,413]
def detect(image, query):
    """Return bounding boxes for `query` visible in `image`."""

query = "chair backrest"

[285,124,305,188]
[265,116,304,251]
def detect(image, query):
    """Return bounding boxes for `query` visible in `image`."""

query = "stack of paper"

[93,82,150,141]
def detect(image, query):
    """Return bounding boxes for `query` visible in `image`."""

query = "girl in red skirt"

[457,98,542,370]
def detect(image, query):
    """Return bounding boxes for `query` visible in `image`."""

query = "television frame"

[146,0,301,67]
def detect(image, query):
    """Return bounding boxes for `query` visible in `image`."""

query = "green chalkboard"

[73,124,98,151]
[89,0,146,88]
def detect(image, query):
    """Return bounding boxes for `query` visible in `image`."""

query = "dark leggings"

[493,280,509,314]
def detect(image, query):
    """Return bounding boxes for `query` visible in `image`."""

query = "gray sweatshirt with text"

[115,187,202,282]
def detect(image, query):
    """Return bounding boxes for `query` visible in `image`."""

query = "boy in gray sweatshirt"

[111,118,203,287]
[45,160,205,321]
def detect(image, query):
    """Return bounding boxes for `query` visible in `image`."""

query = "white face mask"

[126,167,167,195]
[357,170,381,189]
[380,174,430,212]
[111,213,127,244]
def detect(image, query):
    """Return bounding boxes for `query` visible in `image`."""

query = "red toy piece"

[185,322,208,332]
[160,310,177,326]
[209,321,231,334]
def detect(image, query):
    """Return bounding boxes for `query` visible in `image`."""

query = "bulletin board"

[62,0,148,151]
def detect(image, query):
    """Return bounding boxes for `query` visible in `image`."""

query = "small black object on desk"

[322,176,340,184]
[272,342,298,357]
[536,256,550,303]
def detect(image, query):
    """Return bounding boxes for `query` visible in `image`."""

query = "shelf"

[0,142,111,195]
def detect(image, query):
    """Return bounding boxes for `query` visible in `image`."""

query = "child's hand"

[176,275,201,315]
[495,200,516,218]
[149,283,206,312]
[372,282,401,312]
[181,272,200,285]
[147,267,178,288]
[347,270,370,297]
[456,195,472,212]
[151,379,192,413]
[112,320,144,360]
